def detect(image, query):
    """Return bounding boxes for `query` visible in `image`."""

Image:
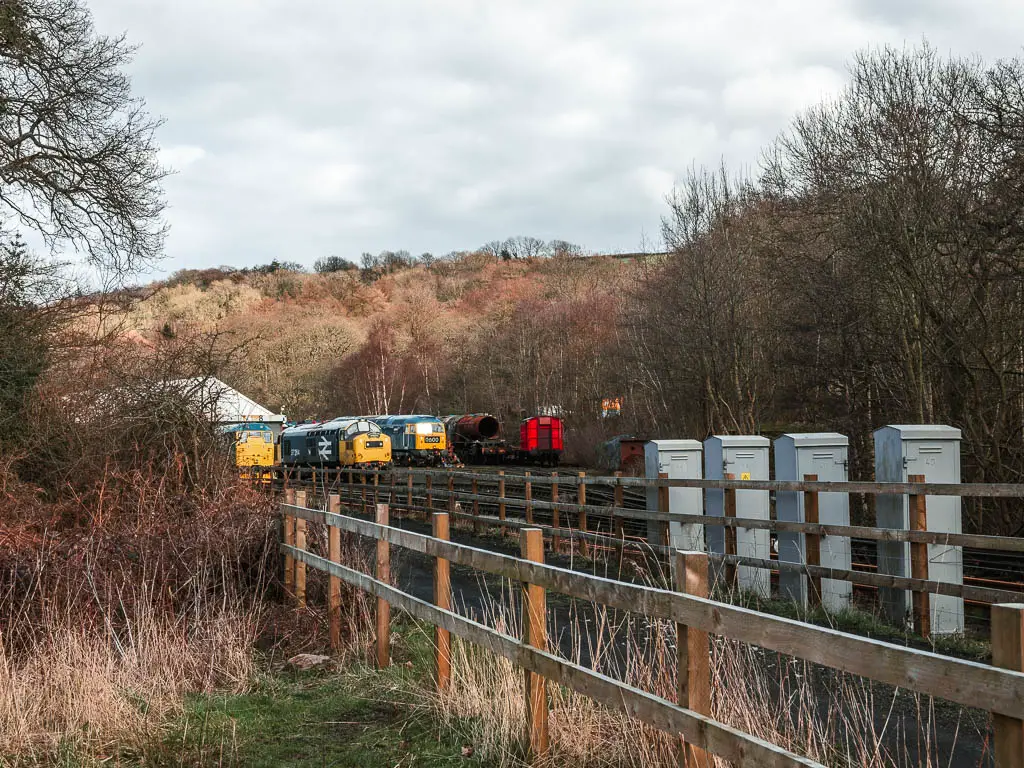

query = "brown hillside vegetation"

[120,254,634,463]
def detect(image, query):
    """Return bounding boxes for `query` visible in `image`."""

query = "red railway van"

[518,416,563,466]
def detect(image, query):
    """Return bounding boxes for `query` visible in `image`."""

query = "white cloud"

[80,0,1024,274]
[635,166,676,204]
[159,144,206,171]
[721,66,847,119]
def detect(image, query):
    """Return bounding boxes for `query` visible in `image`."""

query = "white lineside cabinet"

[874,425,964,635]
[644,440,704,551]
[774,433,852,612]
[704,435,770,596]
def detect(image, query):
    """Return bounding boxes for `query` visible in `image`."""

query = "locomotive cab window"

[346,420,375,437]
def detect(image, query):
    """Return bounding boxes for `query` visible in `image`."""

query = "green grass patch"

[146,623,483,767]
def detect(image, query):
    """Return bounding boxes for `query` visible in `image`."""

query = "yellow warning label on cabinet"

[740,472,751,481]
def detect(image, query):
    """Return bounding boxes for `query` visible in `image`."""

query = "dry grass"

[0,468,395,764]
[426,584,675,767]
[421,578,981,768]
[0,458,281,764]
[281,521,381,666]
[0,584,260,759]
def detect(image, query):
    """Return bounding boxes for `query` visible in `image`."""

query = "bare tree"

[547,239,584,258]
[501,235,547,260]
[621,164,780,437]
[479,241,504,260]
[0,0,167,275]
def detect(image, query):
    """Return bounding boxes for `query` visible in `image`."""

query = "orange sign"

[601,397,622,417]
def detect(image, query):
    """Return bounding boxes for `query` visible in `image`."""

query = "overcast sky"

[85,0,1024,276]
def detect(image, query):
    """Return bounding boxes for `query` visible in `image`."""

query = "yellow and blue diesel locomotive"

[219,422,277,471]
[361,414,448,465]
[280,417,391,469]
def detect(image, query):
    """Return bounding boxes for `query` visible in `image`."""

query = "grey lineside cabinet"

[704,435,771,597]
[774,433,853,612]
[644,439,704,552]
[874,425,964,635]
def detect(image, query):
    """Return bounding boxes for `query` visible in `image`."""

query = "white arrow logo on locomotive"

[318,436,331,459]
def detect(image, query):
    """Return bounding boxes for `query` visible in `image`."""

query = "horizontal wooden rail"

[432,503,1023,603]
[715,553,1024,605]
[293,491,1024,604]
[417,485,1024,553]
[281,542,820,767]
[350,467,1024,498]
[282,504,1024,718]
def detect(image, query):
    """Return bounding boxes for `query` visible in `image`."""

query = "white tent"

[176,377,287,436]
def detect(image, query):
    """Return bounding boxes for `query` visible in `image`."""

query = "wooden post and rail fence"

[278,485,1024,768]
[279,467,1024,615]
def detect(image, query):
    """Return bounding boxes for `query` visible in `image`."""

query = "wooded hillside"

[109,45,1024,536]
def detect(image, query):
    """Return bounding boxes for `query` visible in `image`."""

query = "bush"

[314,255,356,274]
[164,267,243,289]
[248,259,305,275]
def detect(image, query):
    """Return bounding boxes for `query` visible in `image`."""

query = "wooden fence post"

[361,472,367,513]
[551,472,561,553]
[433,512,452,690]
[447,473,455,517]
[498,470,506,536]
[426,473,433,513]
[525,471,533,524]
[294,490,307,608]
[373,471,379,507]
[521,528,549,759]
[613,471,625,564]
[283,488,296,597]
[675,550,711,768]
[578,472,589,559]
[908,474,931,639]
[803,474,821,610]
[407,474,414,516]
[724,474,737,589]
[992,603,1024,768]
[472,478,481,535]
[658,472,671,549]
[376,503,391,668]
[328,492,341,651]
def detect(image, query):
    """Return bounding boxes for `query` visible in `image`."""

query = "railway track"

[850,538,1024,606]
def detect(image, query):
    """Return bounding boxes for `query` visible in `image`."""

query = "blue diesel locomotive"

[361,414,448,465]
